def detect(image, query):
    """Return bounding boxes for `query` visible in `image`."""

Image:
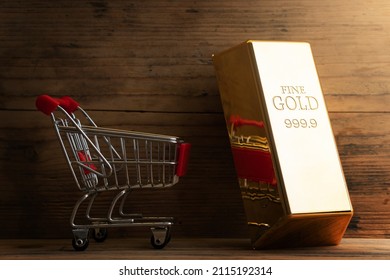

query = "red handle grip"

[229,115,264,128]
[36,95,60,115]
[58,96,79,114]
[176,143,191,177]
[36,95,79,115]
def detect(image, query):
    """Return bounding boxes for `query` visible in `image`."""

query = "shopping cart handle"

[176,143,191,177]
[229,115,264,128]
[58,96,80,114]
[36,95,60,115]
[36,95,80,115]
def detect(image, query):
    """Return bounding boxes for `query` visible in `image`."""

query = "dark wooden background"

[0,0,389,240]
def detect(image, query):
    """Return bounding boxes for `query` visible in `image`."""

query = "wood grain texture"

[0,0,389,240]
[0,238,389,260]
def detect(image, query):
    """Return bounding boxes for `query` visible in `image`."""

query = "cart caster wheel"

[72,237,89,251]
[150,227,171,249]
[93,228,108,243]
[151,234,171,249]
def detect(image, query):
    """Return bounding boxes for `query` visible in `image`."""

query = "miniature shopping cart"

[36,95,191,251]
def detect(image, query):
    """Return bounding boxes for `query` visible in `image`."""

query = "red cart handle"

[36,95,79,115]
[36,95,59,115]
[58,96,79,114]
[176,143,191,177]
[229,115,264,128]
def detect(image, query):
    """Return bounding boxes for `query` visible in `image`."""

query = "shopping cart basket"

[36,95,191,251]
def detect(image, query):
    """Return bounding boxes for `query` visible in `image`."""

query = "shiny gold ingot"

[213,41,353,249]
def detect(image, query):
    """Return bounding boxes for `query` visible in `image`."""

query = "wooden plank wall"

[0,0,389,239]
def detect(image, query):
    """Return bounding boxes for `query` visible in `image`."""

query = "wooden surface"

[0,238,389,260]
[0,0,390,241]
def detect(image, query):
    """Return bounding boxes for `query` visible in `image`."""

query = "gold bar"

[213,40,353,249]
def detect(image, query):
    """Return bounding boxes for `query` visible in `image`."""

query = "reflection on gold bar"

[213,40,353,249]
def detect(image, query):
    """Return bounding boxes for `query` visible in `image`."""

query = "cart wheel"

[72,237,89,251]
[150,227,171,249]
[92,228,108,243]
